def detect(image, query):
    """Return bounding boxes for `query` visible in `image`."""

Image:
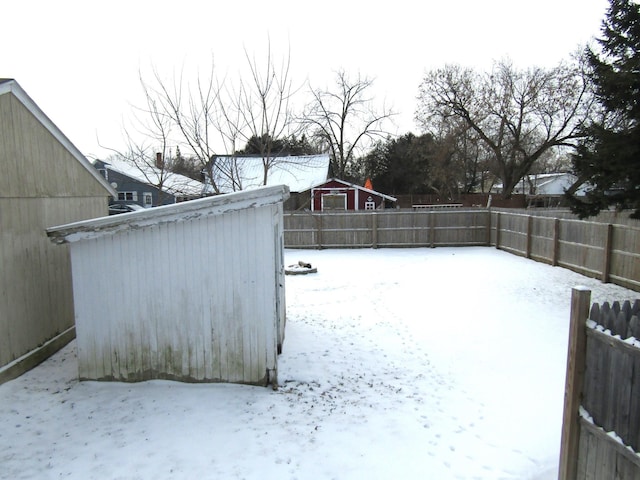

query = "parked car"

[108,204,146,215]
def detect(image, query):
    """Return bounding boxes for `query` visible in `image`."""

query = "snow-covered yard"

[1,247,638,480]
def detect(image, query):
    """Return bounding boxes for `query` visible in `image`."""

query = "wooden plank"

[316,214,323,249]
[553,218,560,267]
[429,211,436,247]
[371,213,378,249]
[559,287,592,480]
[526,214,533,258]
[579,418,640,479]
[614,311,629,339]
[584,427,599,480]
[582,333,600,422]
[591,330,613,429]
[629,315,640,340]
[614,344,634,452]
[604,340,622,436]
[576,423,588,479]
[485,210,492,246]
[630,353,640,453]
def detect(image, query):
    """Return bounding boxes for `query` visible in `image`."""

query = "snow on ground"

[1,247,638,480]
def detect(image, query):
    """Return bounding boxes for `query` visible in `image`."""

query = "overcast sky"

[4,0,609,160]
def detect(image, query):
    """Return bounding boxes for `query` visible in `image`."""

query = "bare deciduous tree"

[130,42,302,194]
[416,57,593,198]
[231,40,301,186]
[102,78,179,205]
[303,70,396,179]
[142,60,231,194]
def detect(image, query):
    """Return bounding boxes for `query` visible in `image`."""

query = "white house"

[47,185,289,386]
[493,173,587,196]
[207,154,330,210]
[209,154,330,192]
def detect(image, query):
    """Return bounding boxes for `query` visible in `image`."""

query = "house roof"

[0,79,117,197]
[47,184,290,244]
[491,172,587,196]
[211,154,330,193]
[310,178,398,202]
[99,157,209,197]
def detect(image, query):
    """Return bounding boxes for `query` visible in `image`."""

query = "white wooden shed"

[47,185,289,386]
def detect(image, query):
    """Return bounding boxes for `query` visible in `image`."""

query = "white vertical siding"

[68,202,281,385]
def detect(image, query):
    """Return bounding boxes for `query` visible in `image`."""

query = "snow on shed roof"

[0,79,117,197]
[212,154,330,193]
[47,185,290,244]
[101,157,209,197]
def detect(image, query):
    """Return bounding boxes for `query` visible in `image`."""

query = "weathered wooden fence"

[284,210,640,291]
[559,288,640,480]
[491,211,640,291]
[284,210,491,248]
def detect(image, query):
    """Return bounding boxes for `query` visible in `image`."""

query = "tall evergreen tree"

[568,0,640,218]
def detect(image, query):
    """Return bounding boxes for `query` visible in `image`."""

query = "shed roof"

[47,184,290,244]
[0,79,117,197]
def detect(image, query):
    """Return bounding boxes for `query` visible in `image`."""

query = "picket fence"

[283,209,640,291]
[560,288,640,480]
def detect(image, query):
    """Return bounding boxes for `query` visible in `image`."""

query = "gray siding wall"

[0,197,106,370]
[0,86,112,378]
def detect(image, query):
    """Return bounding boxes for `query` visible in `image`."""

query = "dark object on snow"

[285,261,317,275]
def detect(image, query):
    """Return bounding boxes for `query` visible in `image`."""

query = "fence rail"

[284,209,640,291]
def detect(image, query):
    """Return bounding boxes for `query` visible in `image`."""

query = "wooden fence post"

[558,286,591,480]
[372,213,378,249]
[486,209,492,246]
[553,218,560,266]
[602,224,613,283]
[316,214,323,249]
[429,211,436,248]
[495,212,501,249]
[526,215,533,259]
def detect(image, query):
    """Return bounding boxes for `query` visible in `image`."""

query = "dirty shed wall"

[70,204,281,385]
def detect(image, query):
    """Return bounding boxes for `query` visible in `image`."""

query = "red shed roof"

[309,178,397,202]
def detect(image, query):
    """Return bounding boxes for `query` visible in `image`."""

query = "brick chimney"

[155,152,163,169]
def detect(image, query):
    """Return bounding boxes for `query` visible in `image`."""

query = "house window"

[322,193,346,211]
[143,192,153,207]
[118,192,138,202]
